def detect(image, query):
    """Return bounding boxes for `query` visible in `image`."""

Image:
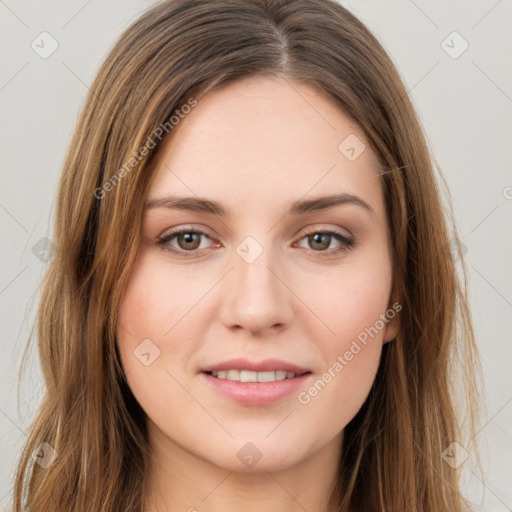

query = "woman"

[13,0,483,510]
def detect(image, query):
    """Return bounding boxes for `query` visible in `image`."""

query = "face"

[116,75,397,474]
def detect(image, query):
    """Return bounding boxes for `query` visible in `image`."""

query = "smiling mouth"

[203,369,311,382]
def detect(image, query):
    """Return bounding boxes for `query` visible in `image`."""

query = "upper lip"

[201,358,311,375]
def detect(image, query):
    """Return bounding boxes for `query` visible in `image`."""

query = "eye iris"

[309,233,330,250]
[178,232,201,250]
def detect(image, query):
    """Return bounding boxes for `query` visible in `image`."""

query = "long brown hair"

[13,0,483,510]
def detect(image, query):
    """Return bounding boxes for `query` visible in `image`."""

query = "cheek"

[117,250,197,355]
[295,254,391,417]
[116,254,181,407]
[295,295,385,439]
[303,252,392,351]
[116,252,212,417]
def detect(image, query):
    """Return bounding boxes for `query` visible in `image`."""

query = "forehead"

[147,75,383,218]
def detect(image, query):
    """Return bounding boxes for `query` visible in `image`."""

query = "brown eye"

[307,232,331,251]
[176,232,202,250]
[157,227,355,260]
[296,229,355,258]
[157,229,213,258]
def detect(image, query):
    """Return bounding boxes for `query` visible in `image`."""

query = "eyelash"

[157,226,355,260]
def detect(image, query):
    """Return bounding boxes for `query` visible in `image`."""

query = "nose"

[218,244,294,337]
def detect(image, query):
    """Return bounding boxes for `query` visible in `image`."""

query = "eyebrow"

[144,193,376,218]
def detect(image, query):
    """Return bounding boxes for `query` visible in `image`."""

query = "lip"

[201,371,313,406]
[200,358,310,375]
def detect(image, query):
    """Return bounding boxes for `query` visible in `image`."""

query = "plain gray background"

[1,0,511,510]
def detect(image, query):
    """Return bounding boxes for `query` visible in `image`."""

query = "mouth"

[200,361,313,405]
[203,369,311,382]
[199,358,313,405]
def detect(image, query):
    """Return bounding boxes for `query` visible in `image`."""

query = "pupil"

[180,232,200,249]
[311,233,329,250]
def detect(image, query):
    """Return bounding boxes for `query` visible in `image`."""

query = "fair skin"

[117,75,397,512]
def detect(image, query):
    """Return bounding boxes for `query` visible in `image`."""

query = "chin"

[207,437,309,474]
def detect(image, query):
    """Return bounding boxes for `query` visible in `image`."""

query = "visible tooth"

[211,369,300,382]
[240,370,258,382]
[257,371,276,382]
[226,369,241,381]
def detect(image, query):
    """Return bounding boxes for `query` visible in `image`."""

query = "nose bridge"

[220,233,292,333]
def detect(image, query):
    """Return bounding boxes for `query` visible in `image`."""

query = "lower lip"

[201,372,312,405]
